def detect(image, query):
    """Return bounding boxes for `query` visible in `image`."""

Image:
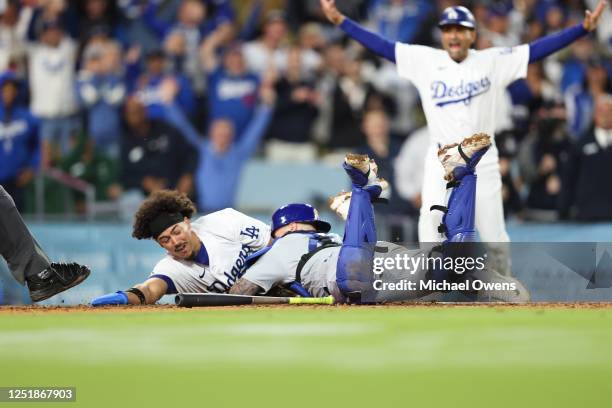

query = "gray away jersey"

[242,232,343,298]
[243,233,436,302]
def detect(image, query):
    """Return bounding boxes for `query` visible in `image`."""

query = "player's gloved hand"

[91,291,128,306]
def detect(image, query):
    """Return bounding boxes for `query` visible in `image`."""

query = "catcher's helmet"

[438,6,476,29]
[271,203,331,235]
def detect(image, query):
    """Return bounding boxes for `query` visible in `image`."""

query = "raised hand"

[158,77,179,104]
[320,0,345,25]
[583,0,607,31]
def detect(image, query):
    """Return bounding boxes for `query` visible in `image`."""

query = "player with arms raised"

[319,0,607,274]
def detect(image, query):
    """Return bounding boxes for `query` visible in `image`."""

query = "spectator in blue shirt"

[160,79,275,213]
[143,0,234,41]
[76,39,126,158]
[366,0,432,44]
[128,49,196,120]
[200,28,259,136]
[143,0,235,89]
[0,72,40,211]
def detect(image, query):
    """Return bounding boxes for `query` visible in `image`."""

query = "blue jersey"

[75,72,126,148]
[134,73,196,119]
[207,67,259,136]
[0,105,40,181]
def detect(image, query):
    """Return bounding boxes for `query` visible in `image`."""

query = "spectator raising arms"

[200,25,259,136]
[76,38,126,159]
[160,77,276,213]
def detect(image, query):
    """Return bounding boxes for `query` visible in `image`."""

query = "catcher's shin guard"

[426,139,488,282]
[436,139,490,243]
[336,187,377,298]
[442,172,477,242]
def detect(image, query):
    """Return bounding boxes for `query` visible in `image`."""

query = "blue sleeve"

[161,104,203,148]
[236,105,273,158]
[142,2,171,38]
[27,8,41,41]
[176,76,196,116]
[528,24,588,63]
[125,61,142,93]
[239,1,263,41]
[27,115,41,170]
[339,18,396,63]
[150,274,177,294]
[506,79,534,105]
[208,0,235,23]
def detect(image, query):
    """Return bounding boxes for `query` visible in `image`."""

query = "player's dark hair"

[132,190,197,240]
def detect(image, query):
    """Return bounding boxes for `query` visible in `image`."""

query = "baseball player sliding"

[92,134,528,305]
[319,0,607,275]
[231,134,529,303]
[91,190,272,305]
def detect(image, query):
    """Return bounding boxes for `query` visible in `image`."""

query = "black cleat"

[27,262,91,302]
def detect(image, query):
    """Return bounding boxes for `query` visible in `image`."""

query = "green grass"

[1,306,611,408]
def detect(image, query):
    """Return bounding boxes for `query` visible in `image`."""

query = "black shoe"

[27,262,91,302]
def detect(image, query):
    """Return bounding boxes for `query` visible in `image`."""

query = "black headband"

[149,212,184,239]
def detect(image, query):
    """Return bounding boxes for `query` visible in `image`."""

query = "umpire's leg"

[0,185,51,284]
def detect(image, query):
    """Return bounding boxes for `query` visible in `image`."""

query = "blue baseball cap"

[438,6,477,29]
[271,203,331,235]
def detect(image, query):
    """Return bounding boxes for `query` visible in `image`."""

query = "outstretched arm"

[320,0,396,63]
[235,84,275,158]
[91,277,168,306]
[529,0,607,63]
[229,278,263,295]
[142,2,171,38]
[162,102,203,148]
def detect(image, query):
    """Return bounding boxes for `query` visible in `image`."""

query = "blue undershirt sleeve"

[528,23,588,63]
[236,105,273,159]
[339,18,396,63]
[150,274,177,294]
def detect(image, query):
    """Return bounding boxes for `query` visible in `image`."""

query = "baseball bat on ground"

[175,293,335,307]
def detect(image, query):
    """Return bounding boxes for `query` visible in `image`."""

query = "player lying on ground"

[91,190,272,305]
[230,134,529,303]
[0,185,90,302]
[319,0,607,276]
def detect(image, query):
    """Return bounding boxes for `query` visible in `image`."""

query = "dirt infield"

[1,302,612,314]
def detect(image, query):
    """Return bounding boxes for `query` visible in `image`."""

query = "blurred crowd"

[0,0,611,230]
